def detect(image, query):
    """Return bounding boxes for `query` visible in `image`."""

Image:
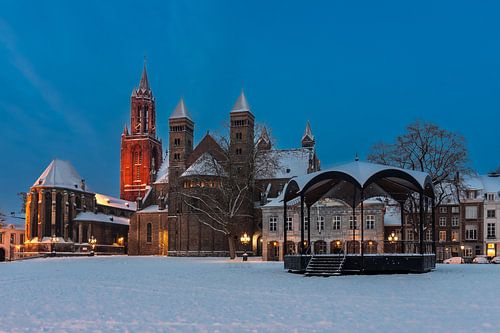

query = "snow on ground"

[1,257,500,333]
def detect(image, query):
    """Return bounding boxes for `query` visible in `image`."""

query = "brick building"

[128,89,320,256]
[0,213,25,261]
[24,159,135,254]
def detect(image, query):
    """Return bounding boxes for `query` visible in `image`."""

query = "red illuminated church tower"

[120,62,162,201]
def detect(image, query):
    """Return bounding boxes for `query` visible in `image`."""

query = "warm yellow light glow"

[488,243,495,249]
[240,233,250,245]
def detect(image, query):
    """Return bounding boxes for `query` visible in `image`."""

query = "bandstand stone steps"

[305,255,346,276]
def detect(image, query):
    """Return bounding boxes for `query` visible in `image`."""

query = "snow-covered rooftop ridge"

[34,159,91,192]
[463,174,500,197]
[181,153,226,177]
[74,212,129,226]
[0,213,25,229]
[154,158,169,184]
[95,193,137,211]
[231,90,251,113]
[257,148,311,180]
[170,98,192,120]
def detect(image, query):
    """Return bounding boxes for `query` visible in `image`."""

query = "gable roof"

[257,148,311,180]
[181,153,226,177]
[154,158,169,184]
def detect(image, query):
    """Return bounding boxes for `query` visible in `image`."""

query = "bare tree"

[181,124,279,259]
[17,192,27,214]
[368,120,471,206]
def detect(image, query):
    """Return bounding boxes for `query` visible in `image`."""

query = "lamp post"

[388,231,399,253]
[240,233,250,262]
[89,235,97,256]
[51,234,59,257]
[460,245,465,262]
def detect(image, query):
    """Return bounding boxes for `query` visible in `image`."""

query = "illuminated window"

[439,231,447,242]
[451,231,459,242]
[365,215,375,230]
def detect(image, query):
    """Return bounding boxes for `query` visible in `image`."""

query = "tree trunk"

[228,234,236,259]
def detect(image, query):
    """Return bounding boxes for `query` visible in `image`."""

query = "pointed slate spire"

[260,126,270,143]
[170,97,192,121]
[231,90,251,113]
[139,59,150,92]
[257,126,272,150]
[302,121,314,141]
[301,120,315,148]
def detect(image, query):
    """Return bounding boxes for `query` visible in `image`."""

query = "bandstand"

[281,160,436,275]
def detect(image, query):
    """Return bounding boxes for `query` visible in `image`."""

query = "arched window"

[146,223,152,243]
[133,148,142,181]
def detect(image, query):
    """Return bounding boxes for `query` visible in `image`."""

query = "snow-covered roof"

[73,212,129,226]
[154,158,169,184]
[181,153,226,177]
[257,149,311,180]
[290,160,431,193]
[95,193,137,212]
[384,205,402,226]
[463,174,500,199]
[170,98,192,120]
[231,90,251,113]
[33,159,91,192]
[0,214,25,229]
[138,205,168,213]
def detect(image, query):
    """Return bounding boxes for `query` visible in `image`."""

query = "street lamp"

[460,245,465,260]
[388,231,398,243]
[89,235,97,256]
[240,233,250,262]
[51,234,59,257]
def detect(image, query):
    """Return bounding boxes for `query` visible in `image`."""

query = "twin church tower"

[120,63,256,202]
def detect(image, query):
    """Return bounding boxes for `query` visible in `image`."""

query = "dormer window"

[487,193,495,201]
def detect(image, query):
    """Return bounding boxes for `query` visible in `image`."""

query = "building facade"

[261,198,385,261]
[25,159,135,254]
[128,90,320,256]
[0,214,25,261]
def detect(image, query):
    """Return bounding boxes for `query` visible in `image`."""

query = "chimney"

[81,179,86,191]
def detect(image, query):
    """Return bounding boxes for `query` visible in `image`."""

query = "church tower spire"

[301,120,315,149]
[120,61,162,201]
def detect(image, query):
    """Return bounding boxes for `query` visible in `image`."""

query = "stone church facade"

[126,67,320,256]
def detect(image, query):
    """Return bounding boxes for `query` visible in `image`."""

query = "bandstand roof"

[283,160,434,207]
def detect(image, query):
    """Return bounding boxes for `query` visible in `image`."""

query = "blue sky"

[0,1,499,212]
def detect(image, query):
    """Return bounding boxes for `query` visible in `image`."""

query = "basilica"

[124,63,320,256]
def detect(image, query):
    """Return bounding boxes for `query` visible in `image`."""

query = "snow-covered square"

[1,257,500,332]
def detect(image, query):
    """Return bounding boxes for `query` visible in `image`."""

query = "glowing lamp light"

[388,232,398,242]
[240,233,250,246]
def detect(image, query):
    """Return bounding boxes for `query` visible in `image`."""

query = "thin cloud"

[0,18,95,138]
